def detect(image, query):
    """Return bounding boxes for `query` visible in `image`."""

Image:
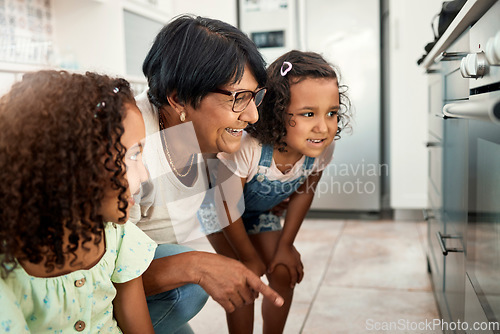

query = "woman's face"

[284,78,340,159]
[186,65,260,154]
[99,103,148,223]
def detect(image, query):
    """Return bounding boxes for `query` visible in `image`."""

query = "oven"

[440,2,500,332]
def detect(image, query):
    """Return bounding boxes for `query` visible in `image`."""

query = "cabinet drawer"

[429,113,444,140]
[428,183,442,214]
[428,135,442,197]
[428,73,444,139]
[427,215,451,325]
[445,68,469,101]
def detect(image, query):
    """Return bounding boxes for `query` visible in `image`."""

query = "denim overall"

[242,144,315,234]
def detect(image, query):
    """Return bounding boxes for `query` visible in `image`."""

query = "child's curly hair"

[0,70,134,277]
[246,50,352,152]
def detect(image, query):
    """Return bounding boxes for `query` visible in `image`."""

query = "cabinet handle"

[436,231,464,256]
[435,51,468,62]
[423,209,435,221]
[426,142,440,147]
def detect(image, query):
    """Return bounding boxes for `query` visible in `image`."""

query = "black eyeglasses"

[212,87,267,113]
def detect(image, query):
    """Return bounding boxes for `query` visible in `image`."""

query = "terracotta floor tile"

[322,221,432,291]
[302,286,441,334]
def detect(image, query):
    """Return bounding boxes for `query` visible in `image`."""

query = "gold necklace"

[158,111,195,178]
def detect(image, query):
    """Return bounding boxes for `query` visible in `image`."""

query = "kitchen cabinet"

[425,45,468,332]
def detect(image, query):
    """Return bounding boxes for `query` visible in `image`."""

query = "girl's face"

[99,103,148,223]
[283,77,340,158]
[186,65,260,154]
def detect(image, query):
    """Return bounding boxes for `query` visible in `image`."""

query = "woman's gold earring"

[180,111,186,122]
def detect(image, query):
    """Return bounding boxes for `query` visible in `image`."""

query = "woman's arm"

[218,176,266,276]
[268,171,323,286]
[214,161,266,276]
[113,276,154,334]
[142,251,283,313]
[222,218,267,277]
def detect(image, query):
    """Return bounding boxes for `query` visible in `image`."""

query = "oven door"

[467,115,500,333]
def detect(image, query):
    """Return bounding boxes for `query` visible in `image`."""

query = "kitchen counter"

[421,0,497,69]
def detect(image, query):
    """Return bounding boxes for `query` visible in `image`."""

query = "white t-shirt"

[130,91,209,244]
[217,132,334,183]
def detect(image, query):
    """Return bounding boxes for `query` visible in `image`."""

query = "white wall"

[0,72,18,96]
[389,0,442,209]
[171,0,237,26]
[51,0,127,75]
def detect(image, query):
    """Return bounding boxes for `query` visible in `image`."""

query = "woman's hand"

[268,243,304,288]
[195,252,284,312]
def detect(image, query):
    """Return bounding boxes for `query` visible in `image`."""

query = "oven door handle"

[442,97,500,124]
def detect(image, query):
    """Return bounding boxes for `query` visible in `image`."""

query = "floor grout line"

[299,220,348,334]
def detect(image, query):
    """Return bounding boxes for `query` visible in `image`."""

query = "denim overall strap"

[252,144,274,182]
[303,156,315,171]
[258,144,274,167]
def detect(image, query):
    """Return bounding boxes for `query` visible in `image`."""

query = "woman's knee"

[179,283,209,317]
[147,283,208,332]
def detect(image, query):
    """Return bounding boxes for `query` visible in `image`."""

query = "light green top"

[0,221,157,333]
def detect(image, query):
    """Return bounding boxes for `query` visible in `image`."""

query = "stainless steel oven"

[441,2,500,332]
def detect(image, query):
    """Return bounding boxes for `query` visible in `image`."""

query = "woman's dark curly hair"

[246,50,352,152]
[0,70,134,277]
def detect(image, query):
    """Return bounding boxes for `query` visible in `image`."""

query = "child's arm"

[216,162,266,277]
[113,276,155,334]
[220,176,267,277]
[268,171,323,288]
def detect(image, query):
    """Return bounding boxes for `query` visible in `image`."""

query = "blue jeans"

[147,243,209,334]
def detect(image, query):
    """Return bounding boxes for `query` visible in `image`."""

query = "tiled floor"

[185,219,441,333]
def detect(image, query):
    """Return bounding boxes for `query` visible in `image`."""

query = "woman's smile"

[188,65,260,154]
[225,127,245,137]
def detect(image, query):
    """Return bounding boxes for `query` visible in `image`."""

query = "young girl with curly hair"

[0,71,156,333]
[206,50,352,333]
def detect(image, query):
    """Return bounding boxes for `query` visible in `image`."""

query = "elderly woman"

[131,15,283,334]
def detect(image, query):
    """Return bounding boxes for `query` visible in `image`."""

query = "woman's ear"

[166,91,187,121]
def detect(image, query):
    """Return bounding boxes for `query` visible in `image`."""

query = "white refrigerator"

[239,0,381,212]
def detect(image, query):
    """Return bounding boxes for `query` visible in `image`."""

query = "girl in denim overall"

[205,50,352,334]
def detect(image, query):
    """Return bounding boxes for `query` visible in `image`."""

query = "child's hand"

[268,244,304,288]
[270,198,290,217]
